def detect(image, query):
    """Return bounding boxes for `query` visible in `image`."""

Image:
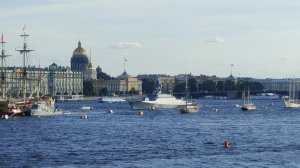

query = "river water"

[0,99,300,167]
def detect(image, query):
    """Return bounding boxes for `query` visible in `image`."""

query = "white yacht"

[131,93,186,110]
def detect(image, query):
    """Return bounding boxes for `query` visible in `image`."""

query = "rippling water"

[1,99,300,167]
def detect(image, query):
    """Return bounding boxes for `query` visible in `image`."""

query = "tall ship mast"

[15,27,34,102]
[0,33,11,100]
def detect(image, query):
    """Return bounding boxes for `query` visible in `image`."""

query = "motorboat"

[80,106,95,110]
[98,97,126,103]
[131,94,186,110]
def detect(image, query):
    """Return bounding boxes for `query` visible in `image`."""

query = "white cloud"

[110,42,142,49]
[205,37,224,43]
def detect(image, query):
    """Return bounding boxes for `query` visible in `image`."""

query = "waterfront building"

[251,78,299,93]
[3,67,49,98]
[91,70,142,96]
[48,63,83,97]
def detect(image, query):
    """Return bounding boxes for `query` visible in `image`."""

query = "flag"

[1,32,3,42]
[22,25,26,32]
[231,63,234,67]
[124,58,128,62]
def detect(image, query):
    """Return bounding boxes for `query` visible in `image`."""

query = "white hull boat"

[31,97,62,116]
[284,100,300,108]
[131,94,186,110]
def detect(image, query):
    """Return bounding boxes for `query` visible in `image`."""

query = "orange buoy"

[224,141,230,148]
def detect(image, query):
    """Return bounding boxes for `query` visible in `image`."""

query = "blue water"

[1,99,300,167]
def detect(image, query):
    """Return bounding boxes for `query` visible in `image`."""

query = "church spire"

[88,47,92,68]
[78,40,81,48]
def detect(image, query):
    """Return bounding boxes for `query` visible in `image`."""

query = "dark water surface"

[1,99,300,167]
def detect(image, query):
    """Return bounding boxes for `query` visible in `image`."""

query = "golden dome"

[73,41,87,56]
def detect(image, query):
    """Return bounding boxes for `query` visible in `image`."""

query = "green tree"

[174,82,185,94]
[224,80,236,91]
[142,79,155,94]
[188,78,198,93]
[83,81,94,96]
[98,88,108,96]
[216,81,225,91]
[200,80,216,92]
[96,66,112,80]
[129,87,138,95]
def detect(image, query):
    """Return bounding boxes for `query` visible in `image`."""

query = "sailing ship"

[177,74,199,113]
[241,88,256,111]
[283,78,300,108]
[0,33,23,117]
[15,27,61,116]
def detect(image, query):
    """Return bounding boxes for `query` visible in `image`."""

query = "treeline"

[143,78,264,95]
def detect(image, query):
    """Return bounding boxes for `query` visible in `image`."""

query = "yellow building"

[91,71,142,95]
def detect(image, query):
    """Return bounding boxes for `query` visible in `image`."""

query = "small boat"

[107,109,113,113]
[98,97,126,103]
[80,106,94,110]
[30,96,62,116]
[178,103,199,113]
[241,88,256,111]
[177,74,199,113]
[283,78,300,108]
[80,114,88,119]
[0,101,24,117]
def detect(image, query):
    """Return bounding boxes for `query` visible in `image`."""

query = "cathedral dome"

[71,41,89,71]
[72,41,87,57]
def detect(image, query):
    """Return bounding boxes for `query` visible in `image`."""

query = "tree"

[83,81,94,96]
[96,66,112,80]
[216,81,225,91]
[98,88,108,96]
[200,80,216,92]
[129,87,138,95]
[174,82,185,94]
[142,79,155,94]
[188,78,198,93]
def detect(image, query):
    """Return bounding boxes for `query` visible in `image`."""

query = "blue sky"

[1,0,300,78]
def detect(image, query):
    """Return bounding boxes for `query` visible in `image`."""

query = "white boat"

[177,74,199,113]
[98,97,126,103]
[80,106,95,110]
[131,94,186,110]
[241,89,256,111]
[178,103,199,113]
[283,78,300,108]
[30,96,62,116]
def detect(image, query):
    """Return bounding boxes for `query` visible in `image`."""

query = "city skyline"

[2,0,300,78]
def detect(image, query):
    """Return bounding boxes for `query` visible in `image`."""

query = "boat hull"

[284,100,300,108]
[30,97,61,116]
[131,101,182,110]
[241,104,256,111]
[178,104,200,113]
